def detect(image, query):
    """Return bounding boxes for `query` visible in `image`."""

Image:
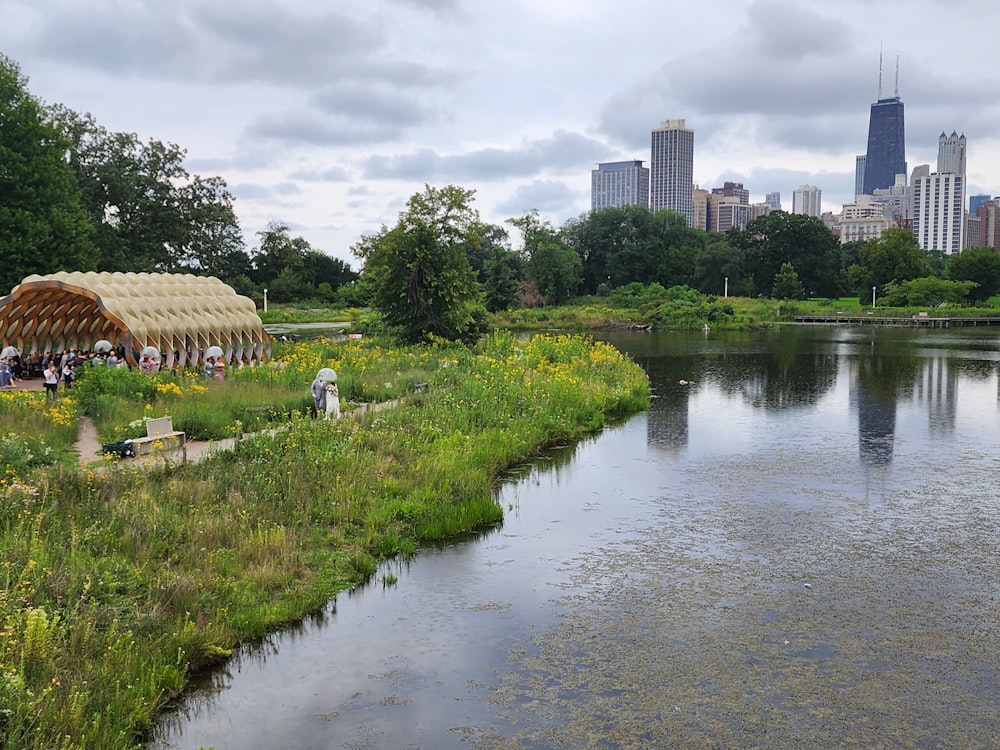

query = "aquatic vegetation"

[0,332,648,749]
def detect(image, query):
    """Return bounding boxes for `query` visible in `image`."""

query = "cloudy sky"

[4,0,1000,267]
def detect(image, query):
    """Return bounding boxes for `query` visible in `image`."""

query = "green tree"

[736,211,844,297]
[947,247,1000,303]
[0,56,96,293]
[508,211,581,305]
[848,228,930,300]
[771,262,806,300]
[51,106,246,275]
[353,184,487,343]
[880,277,976,307]
[692,234,746,296]
[251,223,312,301]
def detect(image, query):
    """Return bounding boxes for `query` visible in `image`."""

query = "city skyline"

[3,0,1000,266]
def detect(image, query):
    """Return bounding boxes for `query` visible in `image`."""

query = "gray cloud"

[362,130,608,181]
[493,180,580,222]
[289,166,353,183]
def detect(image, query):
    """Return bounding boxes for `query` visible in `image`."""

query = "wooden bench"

[131,416,187,461]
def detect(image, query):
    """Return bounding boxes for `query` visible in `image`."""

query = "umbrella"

[205,345,224,360]
[316,367,337,382]
[93,340,113,354]
[0,346,19,358]
[140,346,161,361]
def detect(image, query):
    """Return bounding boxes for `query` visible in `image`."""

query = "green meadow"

[0,331,648,750]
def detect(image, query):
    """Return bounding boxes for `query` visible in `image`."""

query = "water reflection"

[150,326,1000,749]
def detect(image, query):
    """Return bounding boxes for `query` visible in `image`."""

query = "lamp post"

[872,286,876,309]
[263,288,268,313]
[724,277,729,298]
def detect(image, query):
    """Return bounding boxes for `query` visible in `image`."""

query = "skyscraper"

[913,132,967,254]
[792,185,822,217]
[591,160,649,211]
[861,56,906,196]
[650,119,694,224]
[765,192,781,212]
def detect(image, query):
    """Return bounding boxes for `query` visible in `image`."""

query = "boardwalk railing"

[792,314,1000,328]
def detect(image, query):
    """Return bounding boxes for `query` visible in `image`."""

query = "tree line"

[0,54,357,303]
[355,184,1000,342]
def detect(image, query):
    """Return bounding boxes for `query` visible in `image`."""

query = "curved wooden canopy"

[0,271,270,368]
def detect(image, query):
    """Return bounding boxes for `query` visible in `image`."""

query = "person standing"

[213,357,226,380]
[325,380,340,419]
[310,376,326,418]
[204,357,215,379]
[61,360,75,388]
[43,361,59,399]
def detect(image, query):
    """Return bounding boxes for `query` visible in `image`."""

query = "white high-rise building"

[591,160,649,211]
[792,185,822,217]
[913,132,967,253]
[650,119,694,225]
[913,173,965,253]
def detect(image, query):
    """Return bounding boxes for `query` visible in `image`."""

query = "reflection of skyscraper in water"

[913,357,957,435]
[646,384,689,453]
[852,379,896,467]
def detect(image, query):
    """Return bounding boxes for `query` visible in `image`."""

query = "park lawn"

[0,331,648,750]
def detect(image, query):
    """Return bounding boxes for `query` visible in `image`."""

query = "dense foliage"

[0,56,97,294]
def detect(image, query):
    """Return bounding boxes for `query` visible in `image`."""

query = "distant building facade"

[855,155,867,197]
[973,199,1000,250]
[591,160,649,211]
[691,185,709,231]
[650,119,694,224]
[707,182,752,232]
[969,194,991,216]
[792,185,822,217]
[765,192,782,212]
[914,172,965,253]
[913,131,967,253]
[840,195,892,245]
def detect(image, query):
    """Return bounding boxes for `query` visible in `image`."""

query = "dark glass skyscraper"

[862,95,906,196]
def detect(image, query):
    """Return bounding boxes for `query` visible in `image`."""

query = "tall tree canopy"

[0,55,96,293]
[353,185,486,343]
[50,106,247,275]
[946,247,1000,303]
[848,227,931,299]
[736,211,844,298]
[508,211,582,305]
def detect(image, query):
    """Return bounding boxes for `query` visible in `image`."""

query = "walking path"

[12,373,403,468]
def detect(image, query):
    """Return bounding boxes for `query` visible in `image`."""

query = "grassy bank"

[0,331,648,750]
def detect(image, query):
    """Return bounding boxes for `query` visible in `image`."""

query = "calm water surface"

[150,326,1000,749]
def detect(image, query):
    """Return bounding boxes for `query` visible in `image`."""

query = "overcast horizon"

[5,0,999,268]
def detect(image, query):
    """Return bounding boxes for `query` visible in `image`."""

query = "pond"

[150,326,1000,749]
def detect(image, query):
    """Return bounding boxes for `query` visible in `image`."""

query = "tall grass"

[0,332,648,749]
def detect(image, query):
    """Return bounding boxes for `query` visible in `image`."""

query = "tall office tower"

[591,160,649,211]
[765,192,781,211]
[792,185,822,217]
[855,155,866,197]
[650,119,694,224]
[937,131,966,176]
[862,55,906,195]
